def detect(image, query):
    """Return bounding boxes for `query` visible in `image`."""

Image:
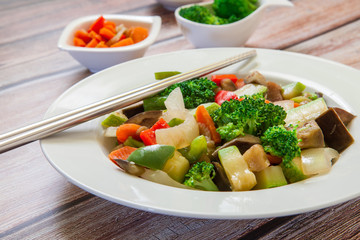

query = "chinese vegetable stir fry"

[101,71,355,191]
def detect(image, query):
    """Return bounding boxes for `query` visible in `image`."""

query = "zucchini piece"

[234,84,267,98]
[254,165,287,189]
[282,82,306,99]
[285,98,328,127]
[162,151,190,183]
[218,146,257,191]
[281,157,307,183]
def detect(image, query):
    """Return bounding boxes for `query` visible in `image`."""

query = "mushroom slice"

[296,120,325,149]
[244,71,267,85]
[125,110,162,128]
[315,108,354,153]
[212,162,231,191]
[243,144,270,172]
[333,107,356,126]
[122,102,144,118]
[114,159,145,176]
[266,81,283,102]
[212,134,260,159]
[220,78,237,91]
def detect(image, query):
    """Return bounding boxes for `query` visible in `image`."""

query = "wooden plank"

[1,196,273,239]
[246,0,360,49]
[257,198,360,240]
[0,4,178,89]
[1,0,359,90]
[286,20,360,69]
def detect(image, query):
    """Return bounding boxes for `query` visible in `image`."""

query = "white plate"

[41,48,360,219]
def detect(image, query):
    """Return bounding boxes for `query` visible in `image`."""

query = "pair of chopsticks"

[0,50,257,154]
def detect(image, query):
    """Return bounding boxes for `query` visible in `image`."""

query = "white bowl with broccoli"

[175,0,293,48]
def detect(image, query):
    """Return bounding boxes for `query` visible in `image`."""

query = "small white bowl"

[175,0,293,48]
[157,0,203,11]
[58,14,161,72]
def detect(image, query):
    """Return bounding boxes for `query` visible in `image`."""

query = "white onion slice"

[301,148,339,175]
[103,126,117,137]
[162,87,188,121]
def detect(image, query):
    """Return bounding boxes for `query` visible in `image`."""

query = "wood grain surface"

[1,0,359,239]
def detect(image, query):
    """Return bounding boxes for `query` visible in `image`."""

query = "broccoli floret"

[213,0,258,20]
[179,5,229,25]
[211,96,287,141]
[157,77,218,109]
[261,125,301,168]
[183,162,219,191]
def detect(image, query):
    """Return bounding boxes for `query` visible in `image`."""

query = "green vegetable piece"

[281,157,307,183]
[303,91,319,100]
[178,135,208,164]
[234,84,267,98]
[211,96,286,141]
[189,102,220,116]
[162,151,190,183]
[168,118,185,127]
[218,145,257,191]
[183,162,219,191]
[123,136,145,148]
[204,102,221,115]
[285,98,328,127]
[254,165,287,189]
[290,96,312,104]
[282,82,306,100]
[155,71,181,80]
[179,5,229,25]
[101,111,128,127]
[143,95,168,111]
[213,0,259,20]
[261,125,301,168]
[127,145,175,170]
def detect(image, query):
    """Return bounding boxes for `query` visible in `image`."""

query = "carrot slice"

[195,105,221,144]
[88,30,103,42]
[85,38,99,48]
[74,29,92,43]
[109,146,137,164]
[99,27,116,40]
[104,21,116,33]
[73,37,86,47]
[110,37,134,47]
[95,41,108,48]
[129,27,148,43]
[116,123,142,143]
[88,16,105,34]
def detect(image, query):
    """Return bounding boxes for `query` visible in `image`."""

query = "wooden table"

[1,0,359,239]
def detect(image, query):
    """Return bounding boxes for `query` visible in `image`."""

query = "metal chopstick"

[0,49,257,153]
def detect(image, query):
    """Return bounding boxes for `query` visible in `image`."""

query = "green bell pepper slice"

[143,96,168,111]
[127,144,175,170]
[178,135,207,164]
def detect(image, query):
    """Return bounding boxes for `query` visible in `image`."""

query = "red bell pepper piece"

[211,74,238,86]
[151,118,170,131]
[140,118,170,145]
[88,16,105,34]
[215,90,238,105]
[140,129,157,145]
